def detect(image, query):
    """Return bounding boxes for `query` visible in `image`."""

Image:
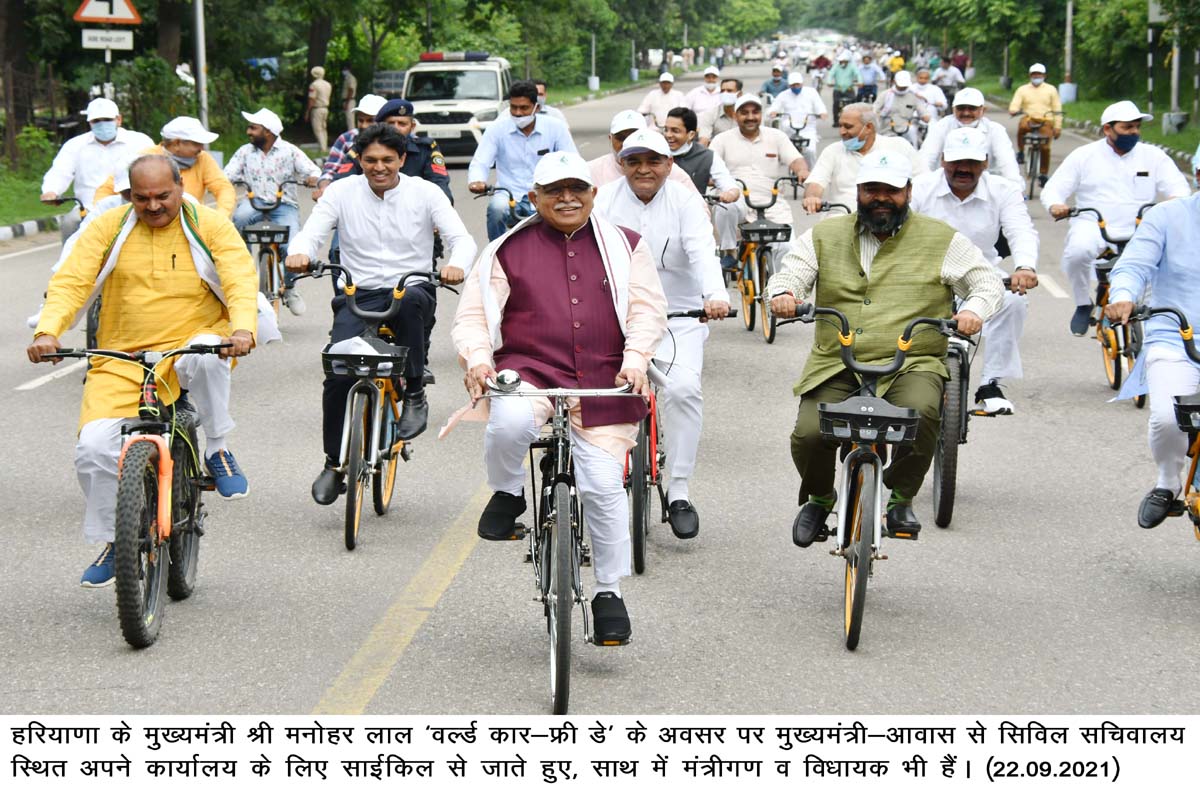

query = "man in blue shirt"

[467,80,577,240]
[760,65,788,98]
[1105,195,1200,528]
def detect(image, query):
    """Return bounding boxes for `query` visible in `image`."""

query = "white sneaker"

[974,380,1014,415]
[26,304,43,329]
[282,288,306,316]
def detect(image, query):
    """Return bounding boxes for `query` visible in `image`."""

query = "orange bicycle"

[735,175,800,343]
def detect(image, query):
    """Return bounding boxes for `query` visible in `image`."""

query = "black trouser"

[321,284,436,462]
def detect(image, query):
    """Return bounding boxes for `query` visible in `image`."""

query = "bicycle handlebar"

[233,180,305,211]
[667,308,738,320]
[297,261,446,321]
[737,175,802,212]
[473,186,517,204]
[777,304,957,378]
[484,372,635,400]
[1132,305,1200,364]
[818,202,851,214]
[45,343,232,364]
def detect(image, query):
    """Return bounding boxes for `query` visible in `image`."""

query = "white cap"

[85,97,119,121]
[788,73,804,86]
[241,108,283,136]
[618,129,672,160]
[160,116,219,144]
[354,93,388,117]
[942,127,989,161]
[837,50,850,61]
[609,109,646,135]
[703,65,720,77]
[856,150,912,187]
[733,95,763,112]
[1101,100,1153,124]
[953,87,985,107]
[893,70,913,88]
[659,72,675,83]
[532,151,594,188]
[1028,62,1047,74]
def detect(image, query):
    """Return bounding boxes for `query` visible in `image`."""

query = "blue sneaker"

[720,254,738,273]
[205,449,249,499]
[80,544,114,588]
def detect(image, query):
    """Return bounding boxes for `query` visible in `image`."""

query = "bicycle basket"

[1174,393,1200,433]
[321,337,409,379]
[241,222,290,245]
[739,218,792,244]
[818,396,920,445]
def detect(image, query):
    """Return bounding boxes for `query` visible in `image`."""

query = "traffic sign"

[73,0,142,25]
[81,29,134,50]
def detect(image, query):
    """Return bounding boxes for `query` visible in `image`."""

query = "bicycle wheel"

[549,482,573,714]
[629,416,651,575]
[344,391,369,550]
[758,248,778,344]
[167,412,201,600]
[1099,323,1121,390]
[258,250,281,315]
[85,299,101,351]
[113,441,169,648]
[1127,320,1146,407]
[739,253,757,331]
[933,356,963,529]
[1027,146,1039,199]
[843,461,875,651]
[372,388,400,516]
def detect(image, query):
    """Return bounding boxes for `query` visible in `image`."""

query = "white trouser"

[653,318,708,496]
[979,290,1029,383]
[1145,345,1200,493]
[484,396,630,587]
[713,201,743,251]
[74,334,233,544]
[1060,220,1110,306]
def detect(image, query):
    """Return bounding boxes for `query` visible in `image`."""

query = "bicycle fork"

[832,448,887,564]
[337,382,386,471]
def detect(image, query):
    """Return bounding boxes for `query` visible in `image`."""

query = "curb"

[0,215,60,242]
[556,67,708,108]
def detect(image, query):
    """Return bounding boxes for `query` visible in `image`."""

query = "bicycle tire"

[549,481,573,714]
[759,248,777,344]
[739,253,757,331]
[85,299,101,351]
[372,389,400,516]
[259,249,281,316]
[167,412,201,600]
[344,391,368,550]
[1099,323,1121,390]
[933,356,963,528]
[1027,145,1039,199]
[1128,319,1146,407]
[630,416,651,575]
[113,440,169,648]
[843,461,874,651]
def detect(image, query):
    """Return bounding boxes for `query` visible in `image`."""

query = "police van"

[401,52,513,157]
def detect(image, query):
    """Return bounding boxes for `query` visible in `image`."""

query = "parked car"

[744,45,768,63]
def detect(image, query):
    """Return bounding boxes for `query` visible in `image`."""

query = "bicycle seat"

[818,396,919,445]
[1174,393,1200,432]
[738,218,792,243]
[241,222,290,245]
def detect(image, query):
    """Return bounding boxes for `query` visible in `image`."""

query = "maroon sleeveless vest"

[495,219,647,427]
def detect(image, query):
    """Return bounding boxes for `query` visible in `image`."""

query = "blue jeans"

[233,201,302,287]
[485,194,534,241]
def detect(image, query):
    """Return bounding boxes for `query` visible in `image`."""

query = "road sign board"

[73,0,142,25]
[81,29,134,50]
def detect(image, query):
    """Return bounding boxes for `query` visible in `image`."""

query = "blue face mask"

[91,120,118,142]
[844,135,866,152]
[790,86,803,95]
[1114,133,1140,153]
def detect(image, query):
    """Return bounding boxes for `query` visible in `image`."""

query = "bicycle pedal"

[882,529,919,541]
[196,476,216,492]
[593,636,631,647]
[1167,500,1187,518]
[400,443,412,462]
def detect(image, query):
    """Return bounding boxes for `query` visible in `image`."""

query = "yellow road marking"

[313,481,492,714]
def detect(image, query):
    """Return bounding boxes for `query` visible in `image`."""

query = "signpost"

[73,0,141,89]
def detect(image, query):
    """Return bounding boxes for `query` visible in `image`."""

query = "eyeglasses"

[539,182,591,197]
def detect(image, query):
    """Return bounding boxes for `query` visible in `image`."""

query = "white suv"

[402,52,512,157]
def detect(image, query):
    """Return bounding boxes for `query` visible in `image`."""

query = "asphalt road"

[3,63,1198,716]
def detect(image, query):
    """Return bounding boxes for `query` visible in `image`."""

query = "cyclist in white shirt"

[911,69,948,119]
[593,129,730,539]
[684,66,724,115]
[1042,100,1190,335]
[918,88,1020,183]
[638,73,686,128]
[766,73,827,167]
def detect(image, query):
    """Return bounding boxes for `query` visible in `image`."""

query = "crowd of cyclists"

[23,42,1200,648]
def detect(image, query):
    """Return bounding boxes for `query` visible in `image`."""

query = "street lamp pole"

[194,0,209,128]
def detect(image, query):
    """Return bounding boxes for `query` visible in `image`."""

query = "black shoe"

[885,504,921,538]
[974,379,1014,415]
[311,465,345,505]
[1015,151,1025,165]
[1138,488,1185,529]
[792,501,832,548]
[423,366,436,386]
[396,393,429,440]
[666,500,700,539]
[478,491,527,540]
[1070,305,1093,337]
[1037,174,1048,187]
[591,591,631,645]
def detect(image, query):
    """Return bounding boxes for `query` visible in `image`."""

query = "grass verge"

[0,171,60,227]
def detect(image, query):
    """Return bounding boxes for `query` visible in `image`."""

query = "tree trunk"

[308,14,333,72]
[157,0,184,66]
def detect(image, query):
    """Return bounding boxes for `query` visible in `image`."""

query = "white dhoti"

[74,334,234,543]
[1145,345,1200,493]
[979,290,1029,383]
[1060,220,1112,307]
[713,200,744,251]
[652,318,708,499]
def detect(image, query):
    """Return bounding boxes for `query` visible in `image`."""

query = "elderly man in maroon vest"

[452,151,668,643]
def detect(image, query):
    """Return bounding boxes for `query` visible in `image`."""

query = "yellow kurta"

[35,203,258,430]
[92,146,237,216]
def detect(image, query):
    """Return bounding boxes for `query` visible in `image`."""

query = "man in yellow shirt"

[92,116,236,216]
[1009,62,1063,186]
[27,155,258,588]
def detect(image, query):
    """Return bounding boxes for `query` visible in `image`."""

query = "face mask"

[894,87,908,95]
[1113,133,1140,153]
[720,92,737,106]
[844,135,866,152]
[536,98,546,109]
[1031,77,1044,86]
[170,154,197,169]
[670,141,693,157]
[705,83,718,93]
[512,113,536,129]
[790,86,803,95]
[91,121,117,141]
[959,117,980,128]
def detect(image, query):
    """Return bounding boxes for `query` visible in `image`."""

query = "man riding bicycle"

[1041,100,1189,335]
[27,155,258,587]
[594,129,731,538]
[1008,63,1062,187]
[918,88,1020,183]
[766,74,827,167]
[874,71,930,147]
[769,151,1002,542]
[284,125,476,504]
[224,107,321,315]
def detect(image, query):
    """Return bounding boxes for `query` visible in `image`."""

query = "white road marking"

[15,360,85,391]
[1037,274,1068,299]
[0,242,58,262]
